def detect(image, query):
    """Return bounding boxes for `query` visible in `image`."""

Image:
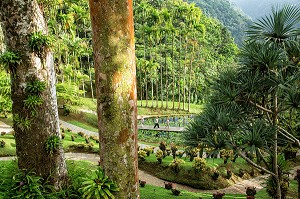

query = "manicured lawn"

[0,131,100,157]
[140,184,245,199]
[0,134,16,156]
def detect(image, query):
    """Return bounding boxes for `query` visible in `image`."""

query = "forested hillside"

[0,0,238,114]
[230,0,299,19]
[187,0,252,46]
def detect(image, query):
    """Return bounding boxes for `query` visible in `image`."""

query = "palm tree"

[185,4,300,199]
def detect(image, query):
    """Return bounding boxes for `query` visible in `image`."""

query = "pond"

[140,115,194,127]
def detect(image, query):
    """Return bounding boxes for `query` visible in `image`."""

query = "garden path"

[1,121,299,195]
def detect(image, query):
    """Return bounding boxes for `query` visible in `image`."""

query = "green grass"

[137,100,203,115]
[0,134,16,156]
[64,120,98,132]
[140,184,245,199]
[0,131,100,157]
[70,97,203,116]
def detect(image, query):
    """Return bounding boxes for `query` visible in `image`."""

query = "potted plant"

[213,192,225,199]
[171,188,181,196]
[164,182,173,190]
[246,186,256,199]
[139,180,146,187]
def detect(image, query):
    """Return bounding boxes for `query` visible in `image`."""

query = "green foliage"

[138,150,147,161]
[0,71,12,115]
[13,114,31,131]
[169,158,185,173]
[0,140,6,148]
[7,169,54,199]
[29,31,53,56]
[192,157,207,171]
[25,80,46,95]
[45,135,61,156]
[24,95,44,110]
[155,149,164,163]
[189,0,252,46]
[79,167,119,199]
[0,51,21,73]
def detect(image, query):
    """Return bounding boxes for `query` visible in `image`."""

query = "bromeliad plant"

[80,167,119,199]
[29,31,53,57]
[45,135,61,156]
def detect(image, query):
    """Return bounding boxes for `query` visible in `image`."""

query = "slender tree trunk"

[177,34,182,110]
[89,1,139,198]
[188,44,194,112]
[1,0,67,188]
[165,52,168,109]
[172,31,175,110]
[273,91,281,199]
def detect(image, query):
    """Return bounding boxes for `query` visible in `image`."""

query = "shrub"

[220,149,233,164]
[143,147,152,156]
[139,180,146,187]
[7,169,54,198]
[211,169,220,180]
[71,134,75,141]
[266,175,289,199]
[170,143,178,159]
[159,141,167,157]
[61,133,65,139]
[226,169,232,179]
[138,150,147,161]
[192,157,207,172]
[213,191,225,199]
[246,186,256,196]
[1,132,6,136]
[85,136,90,144]
[0,140,6,147]
[79,167,119,199]
[156,149,164,164]
[164,182,173,190]
[78,131,85,137]
[169,158,185,173]
[171,188,181,196]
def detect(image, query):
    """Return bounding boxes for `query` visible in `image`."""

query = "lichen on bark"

[89,0,139,198]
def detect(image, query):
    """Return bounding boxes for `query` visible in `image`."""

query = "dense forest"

[188,0,252,46]
[0,0,238,114]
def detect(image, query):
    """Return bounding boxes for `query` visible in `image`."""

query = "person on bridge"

[141,115,144,127]
[153,116,159,128]
[165,117,170,129]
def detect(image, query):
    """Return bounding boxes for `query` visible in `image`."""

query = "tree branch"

[249,100,273,114]
[277,125,300,147]
[237,150,275,176]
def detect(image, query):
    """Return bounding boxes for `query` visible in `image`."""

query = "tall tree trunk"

[89,1,139,198]
[171,31,175,110]
[273,91,281,199]
[1,0,67,188]
[177,34,182,110]
[165,51,169,109]
[188,44,194,112]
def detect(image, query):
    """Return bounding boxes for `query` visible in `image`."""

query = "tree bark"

[89,0,140,198]
[0,0,67,188]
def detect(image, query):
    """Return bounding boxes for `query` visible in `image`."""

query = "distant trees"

[134,0,238,110]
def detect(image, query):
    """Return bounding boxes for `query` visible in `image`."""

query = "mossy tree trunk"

[0,0,67,188]
[89,0,140,198]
